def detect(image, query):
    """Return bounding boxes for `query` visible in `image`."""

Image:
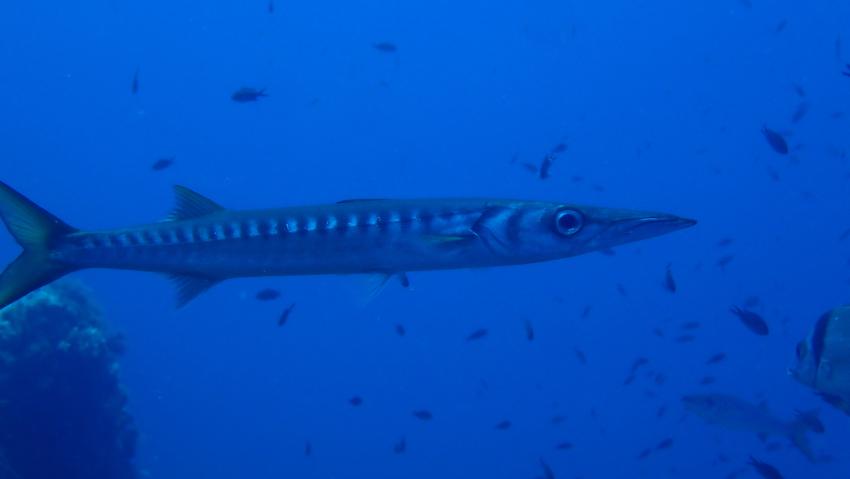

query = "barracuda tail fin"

[0,181,78,311]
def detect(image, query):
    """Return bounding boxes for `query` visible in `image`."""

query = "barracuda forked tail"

[0,180,696,311]
[0,182,79,310]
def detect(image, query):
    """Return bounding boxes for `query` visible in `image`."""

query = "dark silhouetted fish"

[656,405,667,418]
[791,83,806,97]
[304,441,312,456]
[551,143,568,154]
[706,352,727,364]
[716,237,734,247]
[700,376,716,386]
[623,374,635,386]
[550,415,566,425]
[716,255,734,270]
[394,323,406,336]
[773,19,787,33]
[730,306,769,336]
[654,372,667,385]
[794,410,825,434]
[574,348,587,365]
[539,154,555,179]
[256,288,281,301]
[681,321,701,331]
[663,263,676,293]
[393,436,406,454]
[791,102,809,123]
[637,448,652,460]
[349,396,363,406]
[466,328,488,341]
[675,334,696,343]
[267,0,274,13]
[555,441,573,450]
[843,64,850,78]
[494,420,511,430]
[231,87,268,102]
[629,357,649,376]
[581,305,592,319]
[539,458,555,479]
[749,456,784,479]
[277,303,295,326]
[373,42,397,53]
[616,283,627,296]
[655,438,673,450]
[412,410,432,421]
[131,68,139,94]
[523,319,534,341]
[151,157,174,171]
[761,127,789,155]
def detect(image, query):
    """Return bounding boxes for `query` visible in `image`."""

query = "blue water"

[2,0,849,477]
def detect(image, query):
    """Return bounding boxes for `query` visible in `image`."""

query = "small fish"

[656,405,667,418]
[663,263,676,293]
[654,373,667,386]
[574,348,587,365]
[555,441,573,450]
[151,157,175,171]
[277,303,295,326]
[773,19,787,33]
[580,305,592,319]
[131,68,140,94]
[255,288,281,301]
[716,237,734,247]
[539,458,556,479]
[761,127,789,155]
[349,396,363,406]
[231,87,268,102]
[393,436,406,454]
[494,420,511,430]
[716,255,734,269]
[681,321,701,331]
[652,327,665,338]
[616,283,627,297]
[655,438,673,450]
[550,415,567,425]
[629,357,649,375]
[843,64,850,78]
[700,376,716,386]
[791,102,809,124]
[521,162,538,173]
[637,448,652,460]
[523,319,534,341]
[623,374,635,386]
[394,323,406,336]
[749,456,784,479]
[551,143,568,154]
[675,334,696,343]
[267,0,274,13]
[304,441,312,456]
[706,352,727,365]
[373,42,397,53]
[791,83,806,97]
[539,154,555,179]
[465,328,488,341]
[730,306,769,336]
[412,409,432,421]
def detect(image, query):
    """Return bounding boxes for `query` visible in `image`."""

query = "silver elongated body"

[0,182,695,309]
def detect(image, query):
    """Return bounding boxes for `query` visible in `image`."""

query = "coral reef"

[0,282,138,479]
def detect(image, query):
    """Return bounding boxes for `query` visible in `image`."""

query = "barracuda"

[0,181,696,309]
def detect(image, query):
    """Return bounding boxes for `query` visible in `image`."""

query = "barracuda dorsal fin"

[166,273,221,307]
[167,185,225,221]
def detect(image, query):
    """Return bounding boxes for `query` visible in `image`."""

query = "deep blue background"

[1,0,849,477]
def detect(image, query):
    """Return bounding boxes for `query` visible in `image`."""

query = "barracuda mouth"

[616,214,697,240]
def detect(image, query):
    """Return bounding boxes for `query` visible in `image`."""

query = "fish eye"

[554,209,584,236]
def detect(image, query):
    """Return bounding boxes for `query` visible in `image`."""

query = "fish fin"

[422,233,478,246]
[0,181,78,311]
[167,186,225,221]
[398,272,410,288]
[789,419,817,462]
[166,273,221,308]
[352,273,393,307]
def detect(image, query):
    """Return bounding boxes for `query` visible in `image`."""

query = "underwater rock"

[0,282,138,479]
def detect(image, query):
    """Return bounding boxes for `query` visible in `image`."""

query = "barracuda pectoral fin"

[353,272,410,307]
[166,186,226,221]
[166,273,223,308]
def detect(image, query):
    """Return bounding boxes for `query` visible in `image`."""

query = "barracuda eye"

[554,209,584,236]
